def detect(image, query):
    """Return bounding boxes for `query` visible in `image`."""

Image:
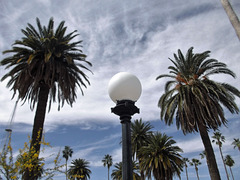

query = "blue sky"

[0,0,240,179]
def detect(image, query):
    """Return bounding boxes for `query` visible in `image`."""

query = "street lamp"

[108,72,142,180]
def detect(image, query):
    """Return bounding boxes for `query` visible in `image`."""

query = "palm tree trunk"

[198,123,221,180]
[229,167,234,180]
[66,160,68,180]
[23,83,49,180]
[30,84,49,152]
[185,165,189,180]
[220,0,240,40]
[195,166,200,180]
[108,167,109,180]
[218,145,229,180]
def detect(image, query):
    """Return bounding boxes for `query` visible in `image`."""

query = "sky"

[0,0,240,179]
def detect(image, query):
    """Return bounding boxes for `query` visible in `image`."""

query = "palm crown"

[1,17,92,111]
[157,47,240,134]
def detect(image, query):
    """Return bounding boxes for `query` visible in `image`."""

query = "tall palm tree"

[212,131,230,180]
[157,47,240,180]
[111,161,140,180]
[131,118,153,180]
[102,154,113,180]
[224,155,235,180]
[189,158,201,180]
[1,18,92,179]
[68,159,91,180]
[182,158,189,180]
[63,146,73,180]
[220,0,240,40]
[232,138,240,151]
[139,132,183,180]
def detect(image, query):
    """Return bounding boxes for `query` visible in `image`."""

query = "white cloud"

[0,0,240,179]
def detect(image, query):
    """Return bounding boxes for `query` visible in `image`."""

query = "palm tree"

[199,150,206,159]
[111,162,122,180]
[212,131,229,180]
[68,159,91,180]
[139,132,183,180]
[225,155,235,180]
[157,47,240,180]
[189,158,201,180]
[232,138,240,151]
[111,161,140,180]
[220,0,240,40]
[131,118,153,180]
[182,158,189,180]
[1,18,92,179]
[199,150,207,166]
[63,146,73,180]
[102,154,113,180]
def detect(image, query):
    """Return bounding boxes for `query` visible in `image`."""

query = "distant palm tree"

[157,47,240,180]
[102,154,113,180]
[111,161,140,180]
[63,146,73,180]
[199,150,206,160]
[212,131,229,180]
[189,158,201,180]
[139,132,183,180]
[131,118,153,180]
[232,138,240,151]
[68,159,91,180]
[220,0,240,40]
[0,17,92,179]
[199,150,207,166]
[182,158,189,180]
[225,155,235,180]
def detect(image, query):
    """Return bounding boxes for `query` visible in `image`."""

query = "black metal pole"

[111,100,139,180]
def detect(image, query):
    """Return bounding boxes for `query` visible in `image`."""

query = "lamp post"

[108,72,142,180]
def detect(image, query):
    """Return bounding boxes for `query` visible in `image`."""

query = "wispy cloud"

[0,0,240,179]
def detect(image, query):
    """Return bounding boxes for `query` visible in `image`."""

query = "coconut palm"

[232,138,240,151]
[63,146,73,180]
[212,131,229,180]
[111,161,140,180]
[189,158,201,180]
[225,155,235,180]
[157,47,240,180]
[68,159,91,180]
[131,118,153,180]
[182,158,189,180]
[220,0,240,40]
[0,18,92,179]
[102,154,113,180]
[139,132,183,180]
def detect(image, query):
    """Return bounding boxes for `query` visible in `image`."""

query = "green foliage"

[139,132,183,180]
[111,161,140,180]
[224,155,235,167]
[131,118,153,160]
[102,154,113,180]
[62,146,73,179]
[212,131,225,147]
[1,17,92,111]
[68,159,91,180]
[157,47,240,134]
[0,134,64,180]
[232,138,240,151]
[0,132,18,179]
